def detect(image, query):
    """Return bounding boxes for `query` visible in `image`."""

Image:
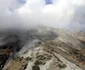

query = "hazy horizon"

[0,0,85,31]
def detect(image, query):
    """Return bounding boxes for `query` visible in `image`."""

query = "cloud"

[0,0,85,31]
[9,0,26,12]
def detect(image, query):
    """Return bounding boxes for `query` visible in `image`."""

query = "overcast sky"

[0,0,85,31]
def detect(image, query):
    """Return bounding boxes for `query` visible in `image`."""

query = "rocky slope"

[0,27,85,70]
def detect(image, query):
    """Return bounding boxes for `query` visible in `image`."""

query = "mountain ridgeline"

[0,27,85,70]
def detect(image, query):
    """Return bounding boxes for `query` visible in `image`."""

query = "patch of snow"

[54,53,83,70]
[25,62,34,70]
[40,58,54,70]
[57,46,66,52]
[18,39,40,57]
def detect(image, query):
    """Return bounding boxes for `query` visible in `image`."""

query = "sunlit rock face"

[0,27,85,70]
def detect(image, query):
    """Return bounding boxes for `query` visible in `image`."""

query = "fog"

[0,0,85,31]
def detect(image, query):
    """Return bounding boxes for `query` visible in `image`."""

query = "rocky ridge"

[0,27,85,70]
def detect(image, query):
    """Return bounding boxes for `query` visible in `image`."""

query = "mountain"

[0,27,85,70]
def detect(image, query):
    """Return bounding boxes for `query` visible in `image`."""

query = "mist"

[0,0,85,31]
